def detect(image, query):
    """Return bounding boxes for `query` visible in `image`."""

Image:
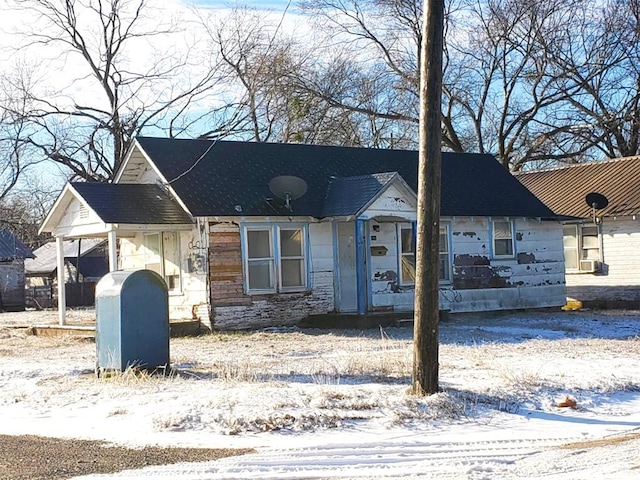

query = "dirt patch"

[559,432,640,450]
[0,434,252,480]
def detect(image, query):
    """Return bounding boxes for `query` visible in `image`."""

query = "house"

[25,238,108,286]
[0,229,35,312]
[40,138,566,328]
[517,156,640,308]
[24,238,108,308]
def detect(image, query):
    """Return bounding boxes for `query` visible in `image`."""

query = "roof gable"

[323,172,402,217]
[516,156,640,218]
[0,229,34,260]
[135,137,555,219]
[69,183,193,225]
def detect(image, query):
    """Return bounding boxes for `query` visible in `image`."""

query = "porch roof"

[69,183,193,225]
[132,137,556,219]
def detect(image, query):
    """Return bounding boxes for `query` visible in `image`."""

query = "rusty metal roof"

[516,156,640,218]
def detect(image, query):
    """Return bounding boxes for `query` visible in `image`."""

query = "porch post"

[55,236,66,325]
[107,229,117,272]
[356,219,366,315]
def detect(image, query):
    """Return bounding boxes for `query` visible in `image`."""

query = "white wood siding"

[369,216,566,313]
[566,218,640,305]
[211,221,335,330]
[118,228,208,320]
[361,183,416,220]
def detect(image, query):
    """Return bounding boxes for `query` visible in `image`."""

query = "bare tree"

[0,65,45,201]
[444,0,591,170]
[298,0,422,147]
[197,6,395,147]
[4,0,221,181]
[297,0,620,169]
[540,0,640,161]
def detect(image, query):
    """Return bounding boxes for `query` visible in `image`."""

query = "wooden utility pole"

[412,0,445,396]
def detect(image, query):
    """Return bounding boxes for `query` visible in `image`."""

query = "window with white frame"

[563,224,600,272]
[439,225,451,282]
[399,225,416,285]
[143,232,181,292]
[398,223,451,284]
[492,219,515,258]
[244,225,307,293]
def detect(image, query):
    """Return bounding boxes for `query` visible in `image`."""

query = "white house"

[40,138,566,329]
[518,156,640,308]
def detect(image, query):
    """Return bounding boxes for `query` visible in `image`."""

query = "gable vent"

[79,204,89,219]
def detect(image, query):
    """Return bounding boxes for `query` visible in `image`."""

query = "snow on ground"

[1,308,639,479]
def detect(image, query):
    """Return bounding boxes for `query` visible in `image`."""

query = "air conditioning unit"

[579,259,599,273]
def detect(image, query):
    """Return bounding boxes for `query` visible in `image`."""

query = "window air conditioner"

[579,259,598,273]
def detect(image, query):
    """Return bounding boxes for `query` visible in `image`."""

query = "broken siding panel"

[515,219,564,263]
[213,271,335,330]
[208,222,249,307]
[445,217,566,311]
[440,284,566,312]
[451,217,564,289]
[451,218,491,257]
[368,216,565,312]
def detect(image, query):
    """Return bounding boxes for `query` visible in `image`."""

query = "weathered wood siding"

[369,217,566,313]
[118,228,208,320]
[210,221,335,330]
[360,183,416,220]
[566,218,640,306]
[0,259,26,311]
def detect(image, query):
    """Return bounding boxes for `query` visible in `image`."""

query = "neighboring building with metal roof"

[0,229,35,311]
[517,156,640,307]
[25,238,108,284]
[40,137,566,328]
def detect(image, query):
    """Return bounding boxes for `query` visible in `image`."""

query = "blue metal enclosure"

[95,270,169,372]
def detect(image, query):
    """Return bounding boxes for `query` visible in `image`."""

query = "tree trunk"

[412,0,444,396]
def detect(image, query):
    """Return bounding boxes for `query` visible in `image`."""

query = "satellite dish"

[585,192,609,210]
[585,192,608,225]
[268,175,308,213]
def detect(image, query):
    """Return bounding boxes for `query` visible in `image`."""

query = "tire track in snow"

[87,436,580,479]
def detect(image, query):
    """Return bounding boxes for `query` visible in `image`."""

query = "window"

[492,219,515,258]
[399,226,416,285]
[244,225,307,293]
[439,226,451,282]
[563,224,600,272]
[398,223,451,284]
[143,232,181,291]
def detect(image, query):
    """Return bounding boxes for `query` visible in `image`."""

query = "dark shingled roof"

[70,183,193,224]
[0,229,35,261]
[322,172,398,217]
[67,256,109,279]
[516,156,640,218]
[136,137,555,218]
